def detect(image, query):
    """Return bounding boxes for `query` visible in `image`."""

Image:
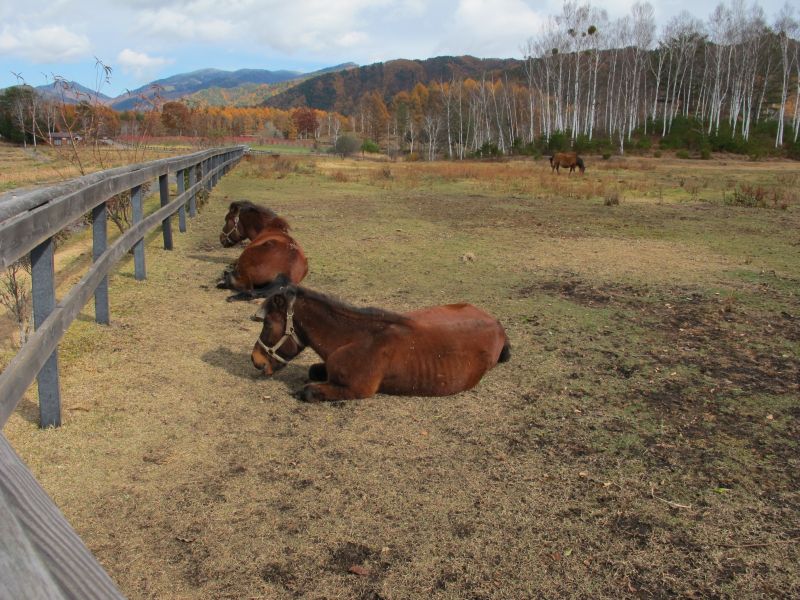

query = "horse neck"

[243,213,288,240]
[292,293,384,359]
[240,213,264,241]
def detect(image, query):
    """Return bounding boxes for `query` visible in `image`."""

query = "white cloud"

[437,0,547,57]
[131,0,390,54]
[134,8,236,43]
[0,25,91,62]
[117,48,172,79]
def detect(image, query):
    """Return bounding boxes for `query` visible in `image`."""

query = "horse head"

[576,157,586,174]
[250,275,306,375]
[220,201,245,247]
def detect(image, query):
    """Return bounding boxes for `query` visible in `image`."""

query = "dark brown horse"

[249,275,511,402]
[217,201,308,301]
[549,152,585,174]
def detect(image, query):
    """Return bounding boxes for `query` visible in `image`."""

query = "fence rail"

[0,146,244,598]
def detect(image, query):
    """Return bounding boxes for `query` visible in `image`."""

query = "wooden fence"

[0,145,245,598]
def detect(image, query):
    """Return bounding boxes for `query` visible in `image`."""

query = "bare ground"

[3,155,800,599]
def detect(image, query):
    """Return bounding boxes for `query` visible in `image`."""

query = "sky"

[0,0,791,98]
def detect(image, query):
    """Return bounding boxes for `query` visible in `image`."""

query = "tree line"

[347,1,799,158]
[1,0,798,159]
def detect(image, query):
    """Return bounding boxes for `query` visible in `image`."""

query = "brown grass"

[2,152,800,599]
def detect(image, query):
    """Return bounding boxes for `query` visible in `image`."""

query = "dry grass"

[2,153,800,599]
[0,143,183,193]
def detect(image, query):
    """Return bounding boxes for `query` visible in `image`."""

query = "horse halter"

[222,214,241,244]
[256,296,302,365]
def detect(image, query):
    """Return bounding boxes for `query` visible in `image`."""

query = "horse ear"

[251,300,268,322]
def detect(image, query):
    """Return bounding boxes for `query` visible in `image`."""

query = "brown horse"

[249,275,511,402]
[549,152,586,174]
[219,200,288,246]
[217,201,308,301]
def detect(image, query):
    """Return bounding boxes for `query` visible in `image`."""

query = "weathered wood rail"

[0,145,245,599]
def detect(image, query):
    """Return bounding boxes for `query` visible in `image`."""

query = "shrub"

[604,189,622,206]
[653,150,662,158]
[725,184,768,208]
[470,142,502,158]
[676,150,690,159]
[334,134,361,157]
[361,139,380,153]
[700,147,711,160]
[602,152,611,160]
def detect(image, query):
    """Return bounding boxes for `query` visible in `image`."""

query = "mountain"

[110,64,357,110]
[34,81,113,104]
[264,56,524,113]
[182,63,357,108]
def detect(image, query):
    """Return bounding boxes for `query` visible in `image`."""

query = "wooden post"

[131,184,146,281]
[30,239,61,428]
[176,169,186,233]
[159,173,173,250]
[188,165,197,217]
[91,202,110,325]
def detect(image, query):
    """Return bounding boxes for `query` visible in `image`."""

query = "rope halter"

[222,214,241,244]
[256,296,301,365]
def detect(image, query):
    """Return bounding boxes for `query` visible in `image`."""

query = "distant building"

[49,132,82,146]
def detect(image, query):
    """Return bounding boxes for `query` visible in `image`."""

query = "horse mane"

[298,288,409,325]
[231,200,290,232]
[265,215,291,232]
[229,200,278,219]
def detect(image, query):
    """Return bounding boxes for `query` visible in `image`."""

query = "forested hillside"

[265,56,522,113]
[267,2,800,157]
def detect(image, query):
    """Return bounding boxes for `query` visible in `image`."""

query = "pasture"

[3,152,799,598]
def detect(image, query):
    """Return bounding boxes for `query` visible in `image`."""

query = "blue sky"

[0,0,791,98]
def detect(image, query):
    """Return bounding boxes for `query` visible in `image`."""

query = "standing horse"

[549,152,586,174]
[249,275,511,402]
[217,201,308,301]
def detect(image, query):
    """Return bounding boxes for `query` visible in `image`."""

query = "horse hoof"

[296,387,321,403]
[216,280,227,289]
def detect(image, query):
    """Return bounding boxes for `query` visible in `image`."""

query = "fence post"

[159,173,173,250]
[30,239,61,428]
[188,165,197,217]
[91,202,110,325]
[177,169,186,233]
[131,184,146,280]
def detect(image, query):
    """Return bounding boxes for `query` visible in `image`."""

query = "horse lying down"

[217,200,308,301]
[250,275,511,402]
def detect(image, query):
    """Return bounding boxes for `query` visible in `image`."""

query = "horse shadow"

[187,253,236,266]
[200,346,310,390]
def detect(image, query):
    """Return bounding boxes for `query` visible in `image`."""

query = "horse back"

[239,230,308,284]
[376,304,507,395]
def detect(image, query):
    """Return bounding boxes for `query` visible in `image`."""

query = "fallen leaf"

[348,565,370,576]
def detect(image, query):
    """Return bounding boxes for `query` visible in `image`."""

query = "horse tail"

[498,339,511,363]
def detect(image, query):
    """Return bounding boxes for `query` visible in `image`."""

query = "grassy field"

[2,151,799,599]
[0,142,190,193]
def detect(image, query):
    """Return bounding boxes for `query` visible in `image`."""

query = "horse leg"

[226,291,254,302]
[308,363,327,381]
[299,381,377,402]
[299,343,385,402]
